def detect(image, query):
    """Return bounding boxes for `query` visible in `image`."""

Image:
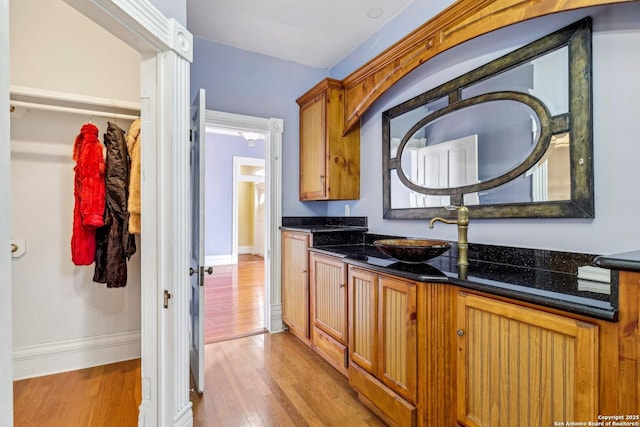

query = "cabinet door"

[456,292,598,427]
[379,276,417,402]
[299,93,327,200]
[311,253,347,343]
[282,231,310,340]
[349,267,378,375]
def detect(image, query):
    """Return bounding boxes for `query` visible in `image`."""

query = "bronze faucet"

[429,205,469,266]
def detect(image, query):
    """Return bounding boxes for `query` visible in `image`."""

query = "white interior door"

[189,88,206,393]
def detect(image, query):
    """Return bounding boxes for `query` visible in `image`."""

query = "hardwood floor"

[14,256,385,426]
[191,332,385,427]
[206,254,267,343]
[13,333,385,426]
[13,359,141,427]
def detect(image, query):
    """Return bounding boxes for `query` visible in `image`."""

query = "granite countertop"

[594,250,640,272]
[280,224,369,233]
[310,239,618,322]
[280,216,369,233]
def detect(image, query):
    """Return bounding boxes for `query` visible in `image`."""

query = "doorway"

[204,131,267,343]
[203,109,284,337]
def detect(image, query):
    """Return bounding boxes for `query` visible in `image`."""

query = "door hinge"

[189,129,193,142]
[164,290,172,309]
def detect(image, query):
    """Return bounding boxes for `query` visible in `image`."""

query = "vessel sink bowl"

[373,239,451,263]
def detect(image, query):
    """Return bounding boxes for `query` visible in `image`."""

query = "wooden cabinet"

[309,252,348,375]
[281,230,311,343]
[348,266,418,426]
[296,78,360,201]
[455,292,599,427]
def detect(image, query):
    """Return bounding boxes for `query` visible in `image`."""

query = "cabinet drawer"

[312,326,348,376]
[349,363,416,427]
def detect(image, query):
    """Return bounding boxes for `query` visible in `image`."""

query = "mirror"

[383,18,594,219]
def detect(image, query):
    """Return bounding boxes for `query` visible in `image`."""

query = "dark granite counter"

[310,237,617,322]
[280,216,369,246]
[280,216,368,233]
[594,250,640,272]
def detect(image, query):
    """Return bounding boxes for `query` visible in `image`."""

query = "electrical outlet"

[344,204,350,216]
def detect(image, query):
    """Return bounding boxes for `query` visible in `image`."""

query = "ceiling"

[186,0,416,69]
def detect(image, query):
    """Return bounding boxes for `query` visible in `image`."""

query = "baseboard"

[13,330,141,380]
[270,303,284,333]
[205,254,237,266]
[238,246,253,255]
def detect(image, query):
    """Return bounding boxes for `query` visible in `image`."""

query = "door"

[348,266,378,374]
[456,292,598,426]
[281,231,310,340]
[189,88,206,393]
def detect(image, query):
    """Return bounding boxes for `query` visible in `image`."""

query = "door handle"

[189,267,196,276]
[205,266,213,275]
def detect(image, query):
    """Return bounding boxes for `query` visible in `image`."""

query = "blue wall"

[327,4,640,254]
[204,133,265,256]
[191,38,328,218]
[191,3,640,254]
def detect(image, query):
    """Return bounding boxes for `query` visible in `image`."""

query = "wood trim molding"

[340,0,637,133]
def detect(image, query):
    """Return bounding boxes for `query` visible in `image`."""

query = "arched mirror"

[383,18,594,219]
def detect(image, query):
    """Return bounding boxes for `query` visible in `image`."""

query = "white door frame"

[0,0,13,423]
[205,110,284,333]
[1,0,195,425]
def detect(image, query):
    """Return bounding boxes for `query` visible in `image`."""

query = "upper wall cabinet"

[297,78,360,201]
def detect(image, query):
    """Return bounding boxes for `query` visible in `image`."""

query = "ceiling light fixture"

[240,131,261,147]
[367,7,383,19]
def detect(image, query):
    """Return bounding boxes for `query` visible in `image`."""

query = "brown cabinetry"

[281,230,311,343]
[348,266,417,426]
[455,292,599,427]
[309,252,348,374]
[296,78,360,201]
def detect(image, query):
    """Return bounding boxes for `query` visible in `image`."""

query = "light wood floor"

[15,256,385,425]
[14,333,385,426]
[206,254,267,343]
[13,359,141,426]
[192,332,385,426]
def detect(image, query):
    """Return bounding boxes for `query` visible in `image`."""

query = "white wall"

[332,4,640,255]
[10,0,140,102]
[9,0,141,379]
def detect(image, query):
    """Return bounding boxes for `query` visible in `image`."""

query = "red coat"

[71,123,106,265]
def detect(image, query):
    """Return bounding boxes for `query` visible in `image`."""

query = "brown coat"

[93,121,136,288]
[126,118,141,234]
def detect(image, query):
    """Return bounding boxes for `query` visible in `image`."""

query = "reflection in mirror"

[389,96,448,159]
[382,18,593,219]
[461,47,569,116]
[398,101,541,188]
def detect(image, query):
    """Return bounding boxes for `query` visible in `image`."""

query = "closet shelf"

[10,85,140,120]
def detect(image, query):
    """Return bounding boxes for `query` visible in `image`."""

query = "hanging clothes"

[126,118,141,234]
[94,121,137,288]
[71,123,106,266]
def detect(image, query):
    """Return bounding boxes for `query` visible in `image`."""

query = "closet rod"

[10,100,139,121]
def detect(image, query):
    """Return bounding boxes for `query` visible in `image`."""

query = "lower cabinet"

[282,231,311,343]
[455,292,599,427]
[348,265,418,426]
[288,251,628,427]
[309,252,349,375]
